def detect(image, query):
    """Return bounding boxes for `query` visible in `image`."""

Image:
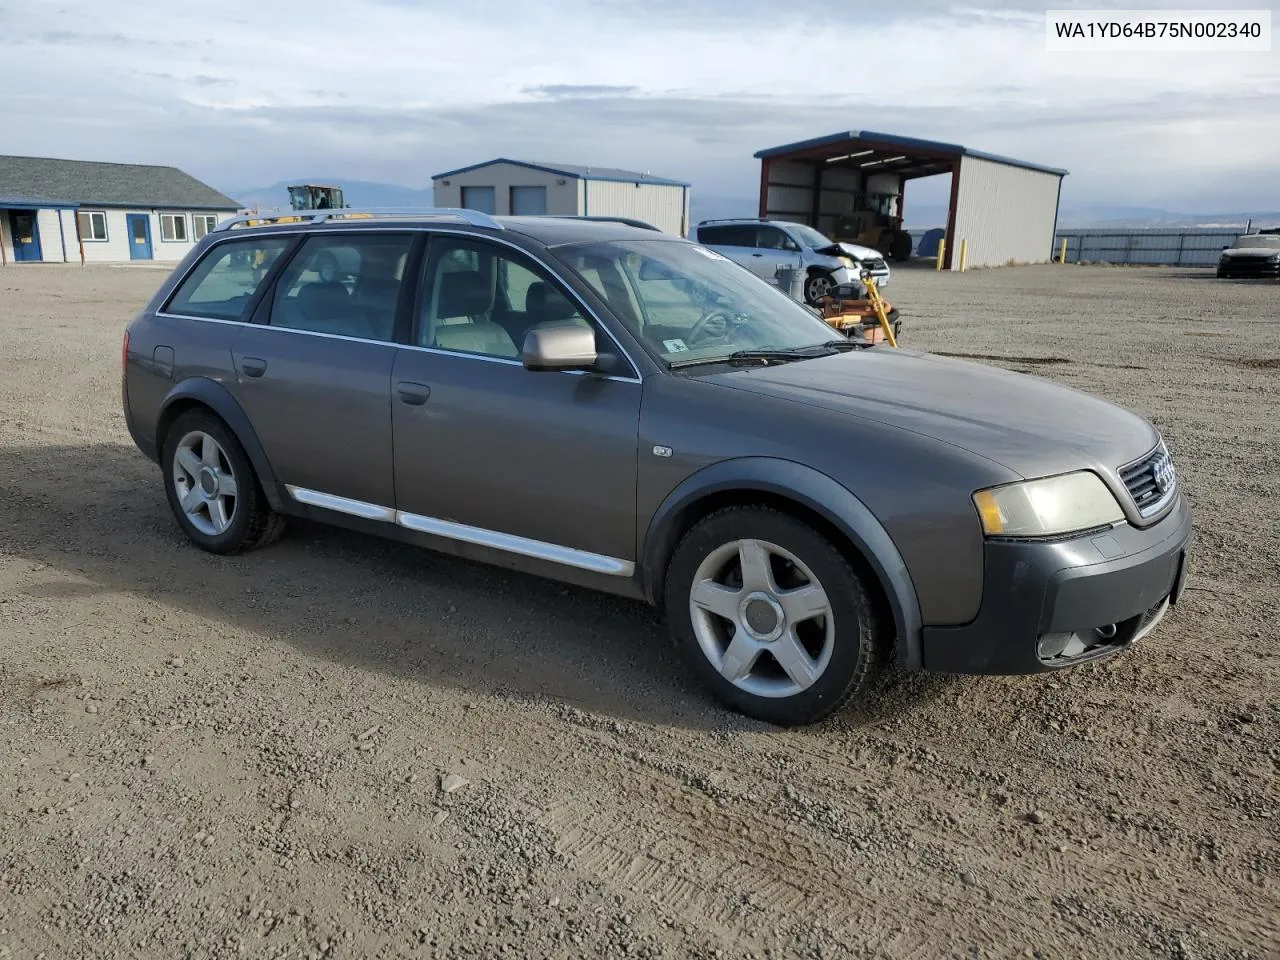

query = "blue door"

[126,213,153,260]
[8,211,43,262]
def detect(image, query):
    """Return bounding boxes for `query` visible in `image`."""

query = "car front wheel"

[664,506,885,726]
[804,271,835,306]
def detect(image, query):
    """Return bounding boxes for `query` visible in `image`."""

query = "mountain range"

[223,179,1277,233]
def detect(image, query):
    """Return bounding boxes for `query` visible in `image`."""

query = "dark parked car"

[122,209,1193,726]
[1217,233,1280,279]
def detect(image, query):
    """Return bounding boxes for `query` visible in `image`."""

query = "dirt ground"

[1,261,1277,960]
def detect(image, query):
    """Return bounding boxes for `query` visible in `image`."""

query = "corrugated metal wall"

[764,161,814,224]
[582,180,687,235]
[432,163,579,216]
[762,161,908,238]
[1053,228,1249,266]
[951,157,1061,267]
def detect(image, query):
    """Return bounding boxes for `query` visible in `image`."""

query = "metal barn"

[753,131,1068,269]
[431,159,691,236]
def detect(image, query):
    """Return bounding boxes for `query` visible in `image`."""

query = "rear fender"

[155,377,286,512]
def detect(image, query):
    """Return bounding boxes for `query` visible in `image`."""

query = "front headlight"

[972,471,1124,538]
[838,256,857,269]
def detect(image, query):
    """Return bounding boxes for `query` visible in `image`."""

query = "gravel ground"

[1,261,1277,960]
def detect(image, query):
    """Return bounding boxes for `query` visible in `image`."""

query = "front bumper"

[921,494,1193,674]
[831,262,890,288]
[1218,257,1280,278]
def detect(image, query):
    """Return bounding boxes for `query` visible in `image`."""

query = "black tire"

[663,506,886,726]
[161,408,286,555]
[804,270,835,307]
[890,232,913,262]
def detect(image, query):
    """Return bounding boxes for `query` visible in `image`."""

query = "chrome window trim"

[284,486,635,577]
[155,226,646,384]
[152,311,643,385]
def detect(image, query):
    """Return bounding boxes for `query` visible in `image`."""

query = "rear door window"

[165,237,292,321]
[698,225,757,247]
[268,234,413,341]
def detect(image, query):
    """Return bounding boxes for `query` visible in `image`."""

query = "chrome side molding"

[285,486,634,576]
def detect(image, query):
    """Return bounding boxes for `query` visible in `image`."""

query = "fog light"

[1037,632,1073,659]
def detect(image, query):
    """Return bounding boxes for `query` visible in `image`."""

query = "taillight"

[122,330,130,373]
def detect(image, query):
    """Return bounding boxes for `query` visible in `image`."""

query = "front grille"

[863,258,888,272]
[1219,257,1280,277]
[1119,445,1176,516]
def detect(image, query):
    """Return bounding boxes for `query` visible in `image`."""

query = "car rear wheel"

[161,409,285,554]
[664,506,885,726]
[804,271,834,306]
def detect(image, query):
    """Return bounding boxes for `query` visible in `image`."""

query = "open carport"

[754,130,1068,269]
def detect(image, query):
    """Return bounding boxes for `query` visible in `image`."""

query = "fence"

[1051,228,1255,267]
[902,226,1264,266]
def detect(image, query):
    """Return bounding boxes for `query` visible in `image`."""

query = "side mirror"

[522,322,599,372]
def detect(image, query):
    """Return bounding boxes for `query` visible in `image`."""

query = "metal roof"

[754,130,1069,179]
[431,157,691,188]
[0,155,242,210]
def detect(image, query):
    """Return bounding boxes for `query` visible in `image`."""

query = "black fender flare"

[641,457,924,670]
[155,377,286,512]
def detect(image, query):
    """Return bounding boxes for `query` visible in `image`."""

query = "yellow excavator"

[286,184,345,211]
[242,184,347,225]
[237,184,359,275]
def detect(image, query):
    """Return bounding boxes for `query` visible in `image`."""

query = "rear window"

[166,238,292,321]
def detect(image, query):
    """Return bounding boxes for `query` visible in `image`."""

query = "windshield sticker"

[691,246,730,261]
[663,339,690,353]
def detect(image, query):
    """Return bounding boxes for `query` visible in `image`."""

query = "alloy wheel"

[172,430,239,536]
[805,274,832,303]
[688,538,835,699]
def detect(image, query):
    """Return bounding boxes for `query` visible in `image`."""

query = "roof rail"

[214,206,504,233]
[548,214,663,232]
[695,217,766,225]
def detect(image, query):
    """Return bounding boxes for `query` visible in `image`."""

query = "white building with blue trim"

[0,155,241,265]
[431,158,692,236]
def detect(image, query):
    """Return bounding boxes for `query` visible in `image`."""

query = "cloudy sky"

[2,0,1278,213]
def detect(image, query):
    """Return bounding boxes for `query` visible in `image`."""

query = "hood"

[1223,245,1280,257]
[702,348,1160,480]
[814,241,883,262]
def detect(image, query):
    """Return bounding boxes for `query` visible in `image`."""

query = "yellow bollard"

[958,238,968,272]
[936,238,946,272]
[1059,237,1067,263]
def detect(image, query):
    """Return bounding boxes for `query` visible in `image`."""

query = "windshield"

[788,223,836,250]
[552,239,843,366]
[1233,235,1280,250]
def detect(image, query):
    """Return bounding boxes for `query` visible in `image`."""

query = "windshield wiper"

[669,339,863,370]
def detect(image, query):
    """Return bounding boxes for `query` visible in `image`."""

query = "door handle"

[241,357,267,378]
[751,253,764,257]
[396,381,431,405]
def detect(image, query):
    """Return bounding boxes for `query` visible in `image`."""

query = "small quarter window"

[76,210,108,241]
[192,214,219,240]
[166,237,291,321]
[160,214,188,242]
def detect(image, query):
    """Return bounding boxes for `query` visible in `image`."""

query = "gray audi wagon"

[122,209,1193,726]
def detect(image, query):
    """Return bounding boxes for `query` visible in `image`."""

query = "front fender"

[641,456,924,670]
[157,377,286,512]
